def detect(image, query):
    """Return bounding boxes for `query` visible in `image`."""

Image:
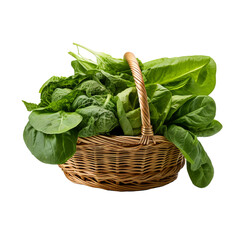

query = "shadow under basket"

[59,135,185,191]
[59,52,185,191]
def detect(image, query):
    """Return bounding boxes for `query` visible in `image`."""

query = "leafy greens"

[23,44,221,188]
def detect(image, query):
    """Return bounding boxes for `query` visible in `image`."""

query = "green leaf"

[51,88,72,102]
[146,84,172,133]
[69,51,97,74]
[23,122,78,164]
[166,95,193,121]
[163,125,214,187]
[100,70,135,95]
[22,100,39,111]
[126,108,142,129]
[29,110,82,134]
[116,97,134,136]
[171,96,216,129]
[76,80,109,97]
[187,158,214,188]
[46,89,84,112]
[143,56,216,95]
[40,74,87,107]
[72,94,116,113]
[191,120,222,137]
[73,43,130,73]
[39,76,66,93]
[117,87,138,112]
[76,106,118,137]
[72,95,100,110]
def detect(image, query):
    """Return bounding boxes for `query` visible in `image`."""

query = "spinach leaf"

[76,80,109,97]
[100,70,135,95]
[40,74,87,107]
[125,108,142,135]
[116,97,135,136]
[39,76,66,93]
[165,95,193,121]
[76,106,118,137]
[22,100,39,111]
[117,87,139,112]
[143,56,216,95]
[146,84,172,133]
[69,51,97,74]
[72,95,100,110]
[116,87,141,135]
[72,94,116,113]
[170,96,216,130]
[51,88,72,102]
[163,124,214,187]
[23,122,78,164]
[190,120,222,137]
[46,89,84,112]
[73,43,130,73]
[29,110,82,134]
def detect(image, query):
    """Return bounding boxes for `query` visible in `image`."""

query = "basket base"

[62,171,180,191]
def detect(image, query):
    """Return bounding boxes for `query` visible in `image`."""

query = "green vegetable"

[76,80,109,96]
[191,120,222,137]
[23,43,221,188]
[29,110,82,134]
[165,95,193,121]
[73,43,130,74]
[23,122,78,164]
[40,74,87,107]
[76,106,118,137]
[22,100,39,111]
[143,56,216,95]
[170,95,216,130]
[163,125,214,187]
[69,51,97,74]
[116,97,135,135]
[51,88,72,102]
[146,84,172,133]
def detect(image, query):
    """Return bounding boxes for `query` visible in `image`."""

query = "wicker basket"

[59,52,185,191]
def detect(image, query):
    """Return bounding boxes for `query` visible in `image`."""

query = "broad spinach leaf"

[100,70,135,95]
[46,89,84,112]
[117,87,139,112]
[165,95,193,121]
[72,95,100,110]
[163,124,214,187]
[190,120,222,137]
[170,96,216,130]
[39,76,66,93]
[29,110,82,134]
[76,80,109,97]
[143,56,216,95]
[23,122,78,164]
[72,94,116,113]
[76,106,118,137]
[40,74,87,107]
[51,88,72,102]
[146,84,172,134]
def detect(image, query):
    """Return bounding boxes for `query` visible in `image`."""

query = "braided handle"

[124,52,155,145]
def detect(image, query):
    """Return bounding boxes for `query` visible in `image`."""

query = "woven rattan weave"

[59,52,185,191]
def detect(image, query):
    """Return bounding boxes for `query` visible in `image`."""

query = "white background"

[1,0,239,239]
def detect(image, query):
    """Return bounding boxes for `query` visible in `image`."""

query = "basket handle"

[124,52,155,145]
